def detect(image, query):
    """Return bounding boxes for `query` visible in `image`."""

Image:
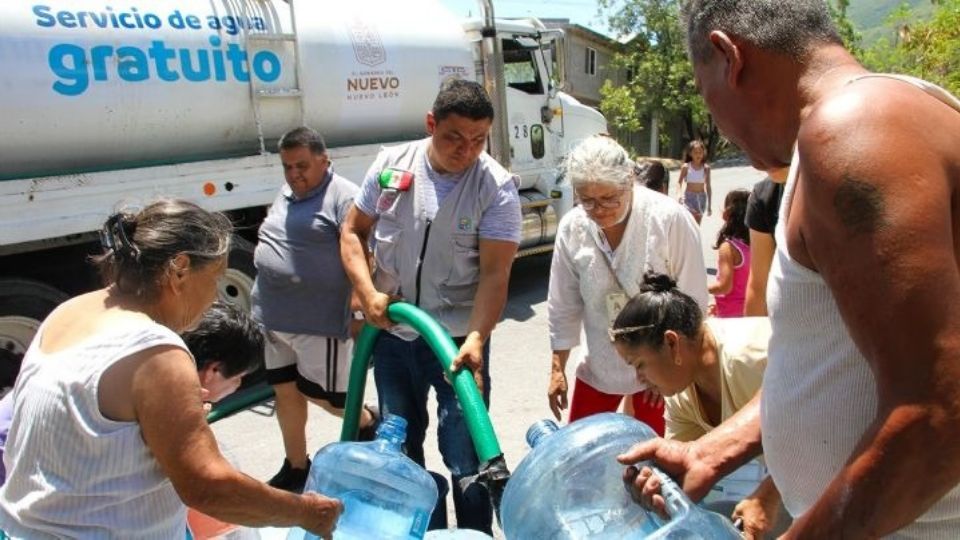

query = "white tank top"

[0,320,188,539]
[763,74,960,537]
[684,163,706,184]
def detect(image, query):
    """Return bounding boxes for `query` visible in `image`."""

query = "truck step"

[515,244,554,259]
[520,197,555,210]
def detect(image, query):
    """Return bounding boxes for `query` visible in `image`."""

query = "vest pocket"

[444,233,481,298]
[373,224,402,292]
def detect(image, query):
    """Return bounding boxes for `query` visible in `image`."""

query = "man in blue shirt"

[251,127,378,493]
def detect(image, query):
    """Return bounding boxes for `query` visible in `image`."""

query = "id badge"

[605,291,629,325]
[376,188,402,214]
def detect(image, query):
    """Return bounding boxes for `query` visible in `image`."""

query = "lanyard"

[591,225,630,295]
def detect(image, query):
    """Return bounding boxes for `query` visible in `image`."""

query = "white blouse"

[548,185,709,395]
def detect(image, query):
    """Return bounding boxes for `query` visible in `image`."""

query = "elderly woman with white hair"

[547,135,709,432]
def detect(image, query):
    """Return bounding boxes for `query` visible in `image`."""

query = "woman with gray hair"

[547,135,709,432]
[0,200,341,539]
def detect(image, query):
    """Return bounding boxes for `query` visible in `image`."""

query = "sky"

[439,0,612,36]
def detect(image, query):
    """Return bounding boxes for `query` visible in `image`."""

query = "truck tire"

[219,236,268,391]
[0,279,69,394]
[219,236,257,314]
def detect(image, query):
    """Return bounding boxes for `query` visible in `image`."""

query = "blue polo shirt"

[251,170,358,337]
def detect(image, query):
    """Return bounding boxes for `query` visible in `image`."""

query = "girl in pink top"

[709,189,751,317]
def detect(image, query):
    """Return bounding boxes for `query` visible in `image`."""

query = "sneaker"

[357,404,381,442]
[267,457,310,493]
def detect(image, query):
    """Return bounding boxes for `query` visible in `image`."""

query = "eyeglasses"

[608,324,653,342]
[577,189,628,211]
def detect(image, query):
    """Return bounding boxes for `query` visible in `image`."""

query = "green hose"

[339,302,503,463]
[206,384,274,424]
[339,322,380,442]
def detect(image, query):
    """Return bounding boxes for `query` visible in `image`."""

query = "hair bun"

[640,271,676,293]
[100,212,140,262]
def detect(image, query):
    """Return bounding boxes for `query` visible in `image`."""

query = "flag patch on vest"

[458,217,472,231]
[377,168,413,213]
[378,168,414,191]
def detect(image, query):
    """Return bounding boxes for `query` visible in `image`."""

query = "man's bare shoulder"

[800,77,956,177]
[802,76,957,151]
[797,76,958,240]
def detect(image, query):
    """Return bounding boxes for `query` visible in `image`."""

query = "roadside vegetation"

[600,0,959,159]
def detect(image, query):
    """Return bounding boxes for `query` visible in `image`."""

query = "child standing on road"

[708,189,751,318]
[677,140,712,224]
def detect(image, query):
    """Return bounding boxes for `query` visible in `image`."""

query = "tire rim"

[0,315,40,361]
[219,268,254,313]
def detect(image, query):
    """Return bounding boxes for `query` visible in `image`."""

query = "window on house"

[585,47,596,76]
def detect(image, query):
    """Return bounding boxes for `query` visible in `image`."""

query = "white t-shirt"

[665,317,770,442]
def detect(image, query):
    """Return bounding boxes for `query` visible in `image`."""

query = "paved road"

[211,164,767,536]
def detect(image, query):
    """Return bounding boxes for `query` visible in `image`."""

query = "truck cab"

[465,18,606,254]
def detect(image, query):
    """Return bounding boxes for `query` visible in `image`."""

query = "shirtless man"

[619,1,960,537]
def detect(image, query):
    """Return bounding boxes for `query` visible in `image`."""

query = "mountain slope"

[848,0,935,45]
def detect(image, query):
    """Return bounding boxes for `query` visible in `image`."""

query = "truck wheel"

[219,237,268,391]
[219,236,257,314]
[0,279,69,394]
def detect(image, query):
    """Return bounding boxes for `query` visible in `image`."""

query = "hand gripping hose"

[340,302,510,519]
[340,303,501,460]
[206,303,500,456]
[203,303,511,517]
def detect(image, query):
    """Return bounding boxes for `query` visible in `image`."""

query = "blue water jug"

[500,413,741,539]
[287,414,438,540]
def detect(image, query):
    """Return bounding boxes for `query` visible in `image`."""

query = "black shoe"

[267,457,310,493]
[357,404,381,442]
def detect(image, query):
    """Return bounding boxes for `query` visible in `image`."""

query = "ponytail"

[609,271,702,348]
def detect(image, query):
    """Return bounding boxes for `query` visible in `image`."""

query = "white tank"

[0,0,474,179]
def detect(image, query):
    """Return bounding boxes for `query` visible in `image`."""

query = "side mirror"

[541,106,555,124]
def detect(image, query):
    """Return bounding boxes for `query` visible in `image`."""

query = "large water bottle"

[287,414,438,540]
[500,413,741,539]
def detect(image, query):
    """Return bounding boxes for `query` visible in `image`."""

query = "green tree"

[898,0,960,94]
[599,0,862,160]
[598,0,718,158]
[861,0,960,95]
[860,2,917,74]
[829,0,864,57]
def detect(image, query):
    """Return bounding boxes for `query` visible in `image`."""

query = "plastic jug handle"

[651,466,690,520]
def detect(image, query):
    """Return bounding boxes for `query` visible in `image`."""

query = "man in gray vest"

[340,80,521,533]
[251,127,378,493]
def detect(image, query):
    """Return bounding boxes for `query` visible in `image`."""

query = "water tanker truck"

[0,0,607,390]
